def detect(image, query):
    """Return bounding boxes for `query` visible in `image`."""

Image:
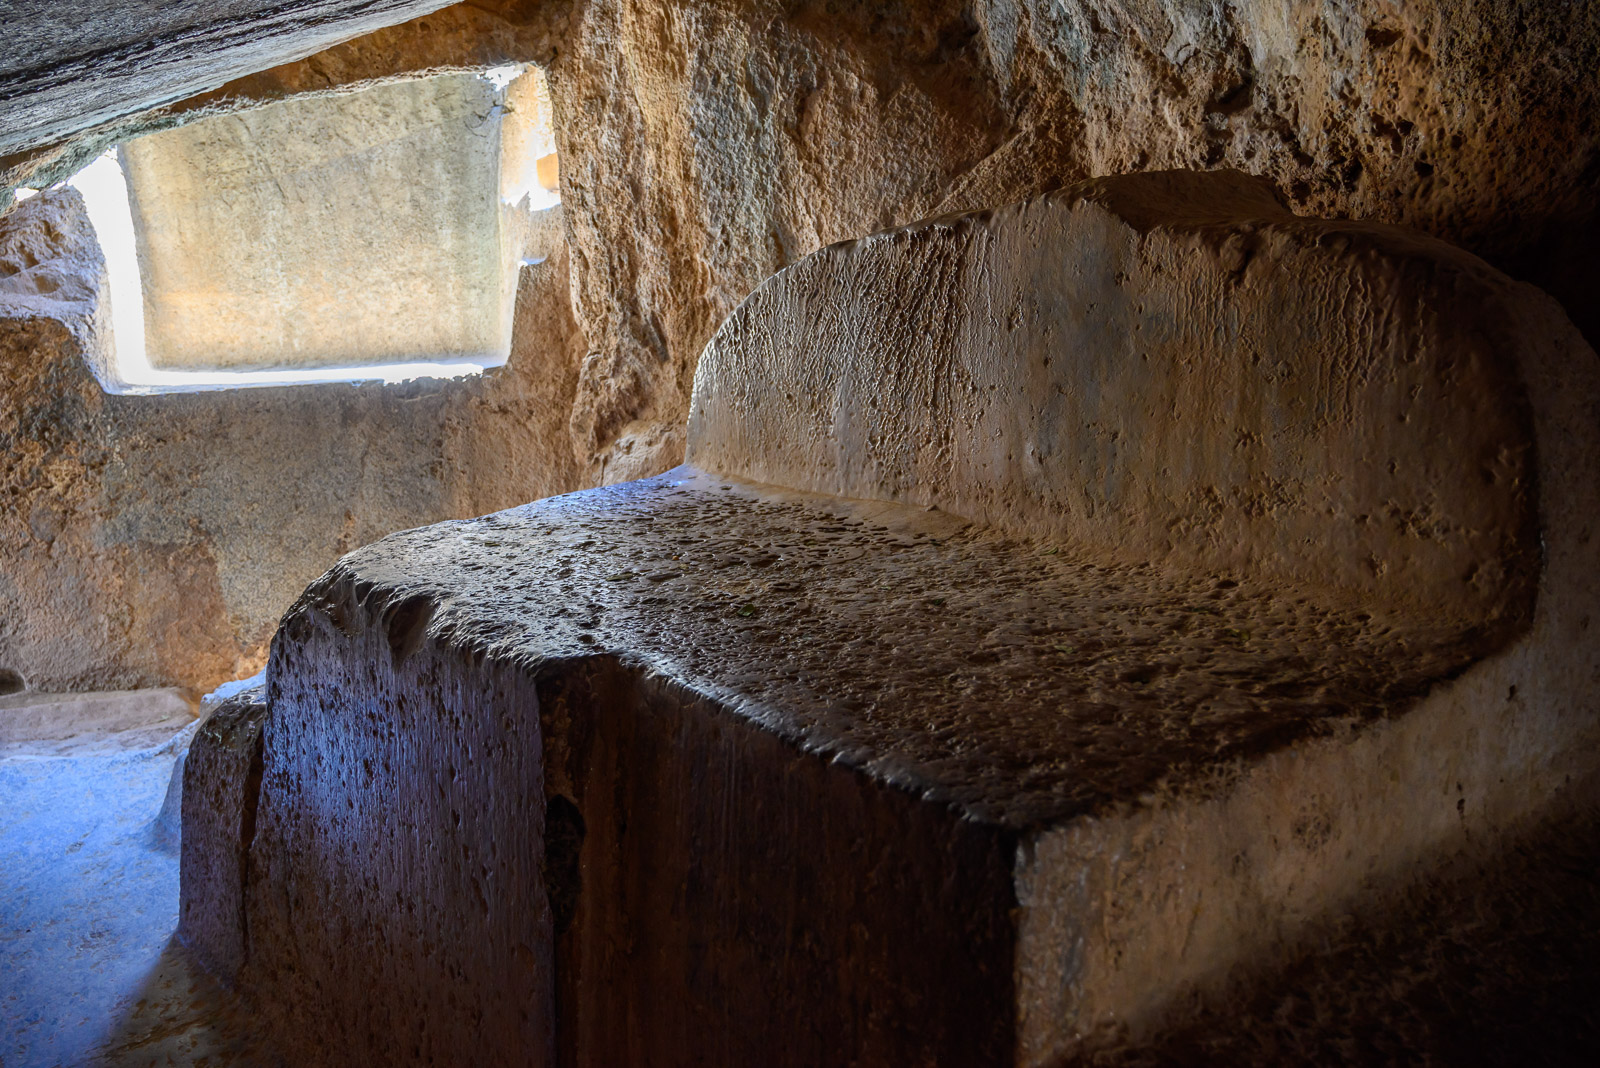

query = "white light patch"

[70,152,149,384]
[516,182,561,213]
[68,150,493,394]
[482,64,524,91]
[501,158,561,212]
[12,187,39,202]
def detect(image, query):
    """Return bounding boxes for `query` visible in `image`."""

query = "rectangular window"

[69,66,559,393]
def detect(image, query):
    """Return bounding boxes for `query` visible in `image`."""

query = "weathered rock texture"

[179,685,267,984]
[201,173,1600,1063]
[542,0,1600,476]
[691,171,1539,626]
[8,1,1597,481]
[0,188,588,693]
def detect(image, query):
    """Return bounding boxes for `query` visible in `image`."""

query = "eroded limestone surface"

[200,172,1600,1064]
[549,0,1600,477]
[283,473,1500,828]
[691,171,1540,624]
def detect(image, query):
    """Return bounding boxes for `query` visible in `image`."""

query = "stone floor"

[0,690,274,1068]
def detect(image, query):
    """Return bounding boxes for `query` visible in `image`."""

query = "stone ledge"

[286,469,1494,830]
[233,463,1589,1063]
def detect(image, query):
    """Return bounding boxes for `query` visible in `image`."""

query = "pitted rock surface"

[689,171,1540,627]
[294,467,1489,830]
[228,171,1599,1063]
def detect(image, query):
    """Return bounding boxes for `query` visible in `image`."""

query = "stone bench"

[181,170,1600,1065]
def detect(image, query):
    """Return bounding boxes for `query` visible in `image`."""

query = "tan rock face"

[11,2,1592,481]
[689,171,1539,626]
[544,0,1600,476]
[0,190,588,693]
[206,173,1600,1062]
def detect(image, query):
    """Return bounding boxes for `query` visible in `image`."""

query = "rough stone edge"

[0,187,116,385]
[236,582,1025,1064]
[0,1,461,159]
[0,1,578,211]
[178,684,268,987]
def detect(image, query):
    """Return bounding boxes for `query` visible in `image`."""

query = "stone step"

[0,688,197,756]
[179,684,267,985]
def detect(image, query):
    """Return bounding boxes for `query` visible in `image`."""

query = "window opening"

[65,65,559,394]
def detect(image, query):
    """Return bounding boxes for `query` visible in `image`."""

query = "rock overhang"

[0,1,462,159]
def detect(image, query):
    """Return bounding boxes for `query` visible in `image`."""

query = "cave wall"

[11,1,1594,480]
[541,0,1600,477]
[15,0,1594,481]
[0,190,587,694]
[3,0,1596,685]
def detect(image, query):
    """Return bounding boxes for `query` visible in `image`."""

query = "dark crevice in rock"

[542,793,584,937]
[236,713,266,971]
[384,593,437,669]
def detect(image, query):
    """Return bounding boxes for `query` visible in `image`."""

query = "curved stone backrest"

[687,170,1539,628]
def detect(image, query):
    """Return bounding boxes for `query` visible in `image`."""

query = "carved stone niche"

[181,170,1600,1065]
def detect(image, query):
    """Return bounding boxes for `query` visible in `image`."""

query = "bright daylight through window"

[63,65,559,394]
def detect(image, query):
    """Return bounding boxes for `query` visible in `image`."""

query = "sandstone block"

[212,172,1600,1063]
